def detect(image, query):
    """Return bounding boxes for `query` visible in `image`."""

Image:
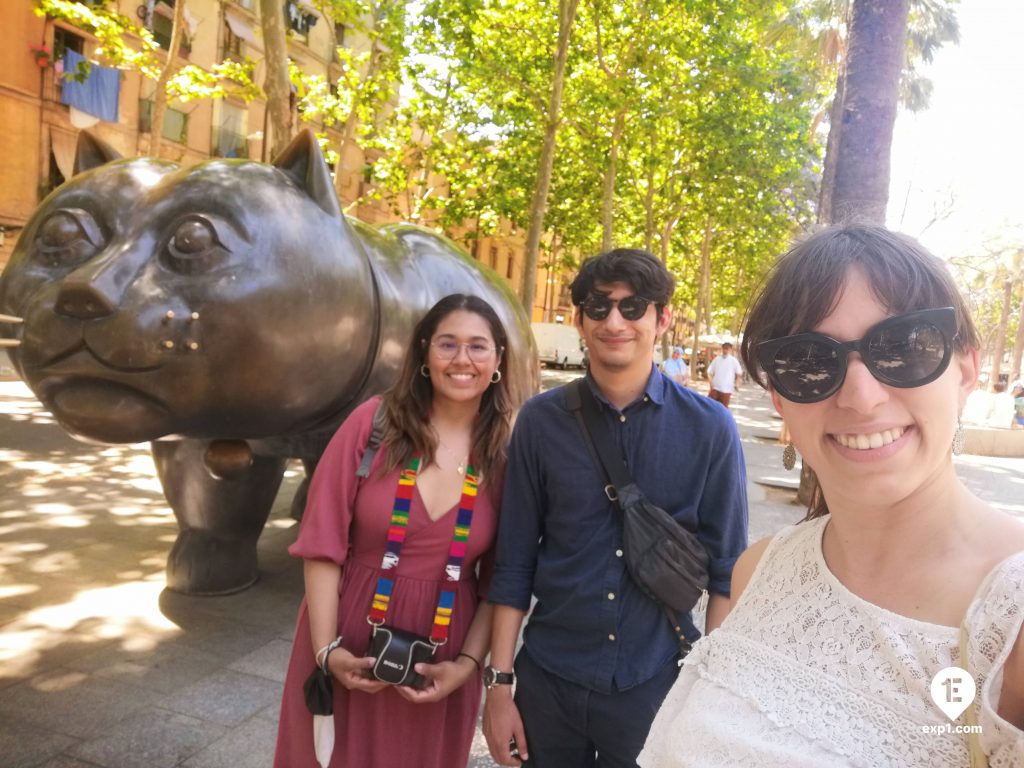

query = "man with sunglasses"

[483,248,748,767]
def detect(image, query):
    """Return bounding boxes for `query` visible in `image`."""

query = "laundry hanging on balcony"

[60,49,121,124]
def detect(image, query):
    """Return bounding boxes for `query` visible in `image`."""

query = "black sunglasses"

[756,307,957,404]
[580,294,658,321]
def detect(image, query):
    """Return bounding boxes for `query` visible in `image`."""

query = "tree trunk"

[658,212,679,361]
[828,0,910,225]
[519,0,580,316]
[643,164,655,252]
[690,217,712,382]
[600,110,626,251]
[817,61,846,224]
[1011,284,1024,380]
[149,0,188,159]
[991,278,1013,389]
[260,0,294,160]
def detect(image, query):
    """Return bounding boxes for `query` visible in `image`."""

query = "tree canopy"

[35,0,961,326]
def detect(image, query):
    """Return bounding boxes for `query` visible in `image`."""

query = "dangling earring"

[490,370,502,384]
[782,442,798,471]
[952,418,966,456]
[420,365,430,378]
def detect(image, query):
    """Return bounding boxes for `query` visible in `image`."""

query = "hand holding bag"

[367,625,435,688]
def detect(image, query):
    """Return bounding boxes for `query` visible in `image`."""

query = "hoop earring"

[952,419,966,456]
[420,365,430,378]
[490,370,502,384]
[782,442,798,471]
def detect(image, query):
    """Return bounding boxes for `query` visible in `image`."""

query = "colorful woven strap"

[368,455,479,645]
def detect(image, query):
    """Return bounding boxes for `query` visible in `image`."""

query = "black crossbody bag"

[565,379,710,653]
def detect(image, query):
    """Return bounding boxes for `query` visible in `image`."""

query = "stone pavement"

[1,369,1021,768]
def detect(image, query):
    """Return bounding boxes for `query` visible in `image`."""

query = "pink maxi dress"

[274,397,499,768]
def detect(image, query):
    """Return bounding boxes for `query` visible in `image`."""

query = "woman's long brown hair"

[376,294,517,483]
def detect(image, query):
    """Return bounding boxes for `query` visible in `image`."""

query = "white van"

[531,322,586,369]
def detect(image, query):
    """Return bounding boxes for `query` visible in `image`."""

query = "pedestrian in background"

[661,346,690,387]
[707,342,743,408]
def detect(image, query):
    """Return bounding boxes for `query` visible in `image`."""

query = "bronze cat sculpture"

[0,130,538,594]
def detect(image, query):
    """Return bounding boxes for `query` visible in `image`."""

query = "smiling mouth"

[833,426,907,450]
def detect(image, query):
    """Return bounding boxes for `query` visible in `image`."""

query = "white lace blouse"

[638,517,1024,768]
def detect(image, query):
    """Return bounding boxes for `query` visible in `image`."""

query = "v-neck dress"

[274,397,500,768]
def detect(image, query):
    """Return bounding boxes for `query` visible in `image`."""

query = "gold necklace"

[436,438,468,476]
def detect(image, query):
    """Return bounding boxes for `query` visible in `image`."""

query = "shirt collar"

[584,364,665,410]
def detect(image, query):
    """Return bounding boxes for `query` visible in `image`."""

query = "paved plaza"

[1,365,1022,767]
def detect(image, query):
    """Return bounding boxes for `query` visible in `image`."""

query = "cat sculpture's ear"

[272,129,341,217]
[73,131,123,176]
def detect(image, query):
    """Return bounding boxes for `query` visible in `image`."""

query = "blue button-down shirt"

[489,367,748,693]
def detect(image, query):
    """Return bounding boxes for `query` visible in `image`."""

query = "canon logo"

[382,660,404,670]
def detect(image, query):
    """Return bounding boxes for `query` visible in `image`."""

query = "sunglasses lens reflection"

[867,319,947,385]
[770,340,842,402]
[769,317,950,402]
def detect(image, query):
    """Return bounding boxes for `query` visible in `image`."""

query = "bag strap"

[565,379,631,507]
[356,399,388,478]
[368,455,481,646]
[566,379,695,654]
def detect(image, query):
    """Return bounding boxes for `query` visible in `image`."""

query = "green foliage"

[949,246,1023,363]
[35,0,161,78]
[363,0,822,324]
[293,0,408,178]
[168,59,263,102]
[35,0,261,103]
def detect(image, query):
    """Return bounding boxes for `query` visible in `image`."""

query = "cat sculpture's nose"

[55,282,117,320]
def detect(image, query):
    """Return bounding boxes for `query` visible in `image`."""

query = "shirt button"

[608,634,616,641]
[619,414,626,422]
[615,549,623,557]
[607,592,615,600]
[643,396,649,402]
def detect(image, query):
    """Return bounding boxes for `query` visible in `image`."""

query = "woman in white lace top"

[639,225,1024,768]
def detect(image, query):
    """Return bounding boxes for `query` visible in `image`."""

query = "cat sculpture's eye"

[162,215,231,275]
[34,208,104,268]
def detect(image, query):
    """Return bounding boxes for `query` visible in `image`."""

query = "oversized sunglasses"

[756,307,957,404]
[580,294,658,321]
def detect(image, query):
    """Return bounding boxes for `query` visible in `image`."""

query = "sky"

[886,0,1024,260]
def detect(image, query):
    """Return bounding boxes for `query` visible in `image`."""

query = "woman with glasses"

[639,226,1024,767]
[275,294,520,768]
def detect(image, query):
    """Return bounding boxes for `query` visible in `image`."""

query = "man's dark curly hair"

[570,248,675,312]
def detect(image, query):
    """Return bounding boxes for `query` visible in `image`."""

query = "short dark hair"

[740,224,979,387]
[570,248,675,311]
